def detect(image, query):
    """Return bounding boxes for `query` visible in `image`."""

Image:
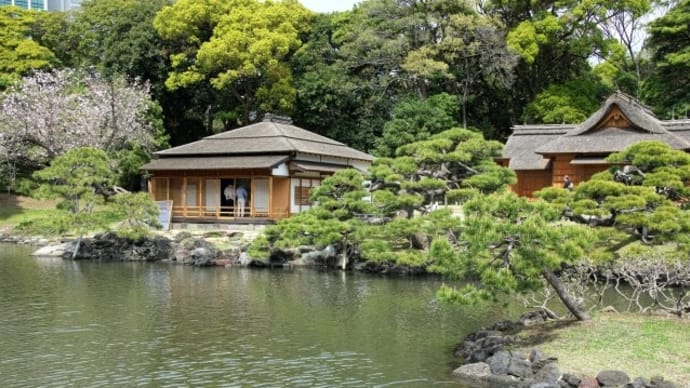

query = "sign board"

[156,200,173,230]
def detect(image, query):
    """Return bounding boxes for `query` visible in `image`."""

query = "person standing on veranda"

[235,185,248,217]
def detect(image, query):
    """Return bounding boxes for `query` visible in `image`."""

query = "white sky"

[300,0,361,13]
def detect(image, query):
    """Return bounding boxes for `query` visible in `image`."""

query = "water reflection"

[0,244,519,387]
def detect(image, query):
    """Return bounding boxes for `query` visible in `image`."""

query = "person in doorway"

[563,175,574,191]
[235,185,248,217]
[223,184,235,215]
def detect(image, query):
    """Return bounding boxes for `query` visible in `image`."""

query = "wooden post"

[250,172,255,218]
[268,176,273,219]
[182,177,187,217]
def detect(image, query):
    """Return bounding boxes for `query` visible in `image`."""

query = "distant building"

[500,92,690,197]
[0,0,80,11]
[0,0,47,10]
[47,0,80,11]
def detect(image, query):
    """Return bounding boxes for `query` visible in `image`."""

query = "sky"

[300,0,361,13]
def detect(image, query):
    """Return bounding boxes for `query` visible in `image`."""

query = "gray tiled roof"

[141,155,289,171]
[155,120,374,162]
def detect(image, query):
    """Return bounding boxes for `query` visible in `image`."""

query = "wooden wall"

[271,177,290,219]
[512,170,553,197]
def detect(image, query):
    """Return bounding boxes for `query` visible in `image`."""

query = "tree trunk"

[542,269,590,321]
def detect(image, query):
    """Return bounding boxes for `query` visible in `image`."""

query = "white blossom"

[0,69,156,166]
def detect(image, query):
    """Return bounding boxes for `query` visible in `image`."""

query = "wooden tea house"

[500,92,690,196]
[141,114,374,222]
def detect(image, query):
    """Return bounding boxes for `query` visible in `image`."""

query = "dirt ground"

[0,194,56,210]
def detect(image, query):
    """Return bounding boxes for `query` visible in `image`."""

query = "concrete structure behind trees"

[0,0,80,11]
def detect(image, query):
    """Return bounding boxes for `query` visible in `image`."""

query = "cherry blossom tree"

[0,69,158,170]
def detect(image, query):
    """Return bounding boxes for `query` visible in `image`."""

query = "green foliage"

[32,147,112,215]
[250,169,370,256]
[430,191,597,303]
[111,192,160,239]
[522,77,611,124]
[154,0,313,123]
[357,208,461,267]
[0,6,58,89]
[27,147,160,238]
[539,141,690,249]
[643,0,690,118]
[374,93,460,157]
[70,0,169,85]
[369,127,515,218]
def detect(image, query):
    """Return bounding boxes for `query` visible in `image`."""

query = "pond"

[0,244,523,387]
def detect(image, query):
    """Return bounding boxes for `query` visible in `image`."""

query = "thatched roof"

[142,115,374,171]
[536,127,690,154]
[503,93,690,170]
[567,93,664,136]
[154,116,373,162]
[502,126,571,170]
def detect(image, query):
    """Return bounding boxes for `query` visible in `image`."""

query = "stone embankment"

[3,230,423,273]
[453,310,677,388]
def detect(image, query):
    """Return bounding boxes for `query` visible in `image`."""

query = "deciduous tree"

[0,6,58,90]
[0,69,160,169]
[154,0,312,125]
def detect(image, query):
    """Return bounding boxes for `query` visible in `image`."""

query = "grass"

[512,313,690,382]
[0,194,123,236]
[0,193,59,230]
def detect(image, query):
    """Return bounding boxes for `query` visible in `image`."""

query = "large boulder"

[32,242,76,257]
[596,370,630,386]
[173,237,219,266]
[73,232,173,262]
[487,350,511,375]
[452,362,492,382]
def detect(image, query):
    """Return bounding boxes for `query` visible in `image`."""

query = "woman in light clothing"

[235,186,248,217]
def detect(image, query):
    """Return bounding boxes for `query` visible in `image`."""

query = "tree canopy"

[0,6,59,90]
[154,0,312,125]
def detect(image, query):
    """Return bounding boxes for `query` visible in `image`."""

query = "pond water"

[0,244,522,387]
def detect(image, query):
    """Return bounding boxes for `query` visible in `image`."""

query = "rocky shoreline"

[1,230,430,274]
[453,310,677,388]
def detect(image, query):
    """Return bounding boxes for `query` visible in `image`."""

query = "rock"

[520,309,552,326]
[530,349,545,363]
[532,383,560,388]
[561,373,582,387]
[578,376,600,388]
[74,233,173,262]
[628,377,648,388]
[650,376,665,385]
[508,354,533,379]
[487,350,511,375]
[596,370,630,386]
[32,242,75,257]
[227,231,244,240]
[190,247,216,266]
[533,361,560,384]
[488,319,524,333]
[174,231,193,242]
[238,252,252,266]
[452,362,491,380]
[486,373,522,386]
[455,332,515,363]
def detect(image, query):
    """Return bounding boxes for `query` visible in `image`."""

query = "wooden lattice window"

[294,186,312,206]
